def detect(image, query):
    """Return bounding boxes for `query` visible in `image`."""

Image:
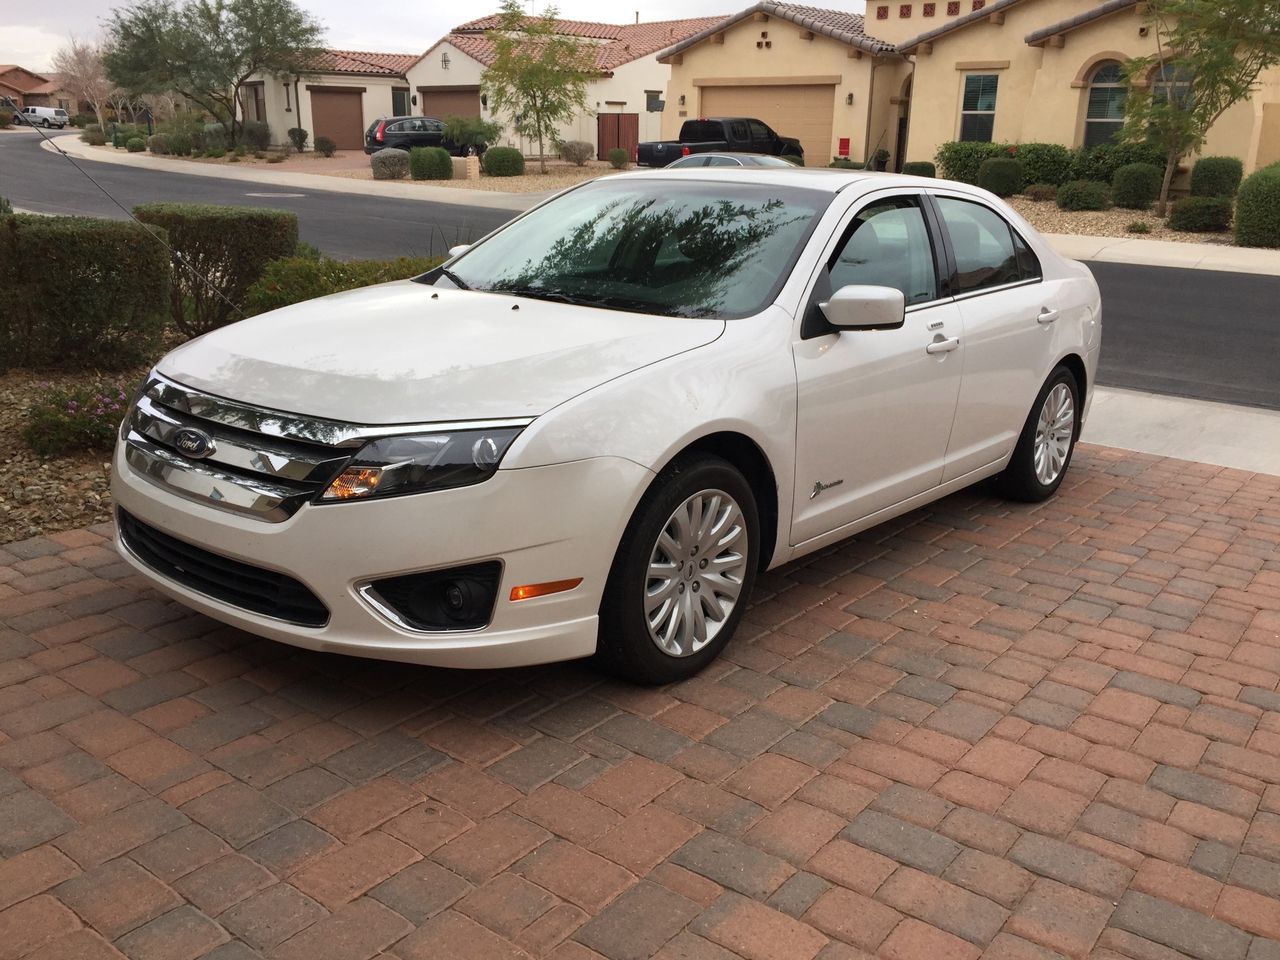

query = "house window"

[1083,60,1126,148]
[899,4,911,16]
[924,3,936,15]
[947,1,960,12]
[645,90,663,112]
[241,83,265,123]
[1152,63,1193,109]
[876,5,889,18]
[959,74,997,142]
[392,87,411,116]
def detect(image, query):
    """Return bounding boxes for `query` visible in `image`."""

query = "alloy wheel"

[1033,382,1075,485]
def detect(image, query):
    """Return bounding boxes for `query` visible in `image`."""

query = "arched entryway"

[894,74,913,171]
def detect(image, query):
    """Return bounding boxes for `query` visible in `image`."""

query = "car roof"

[616,168,942,194]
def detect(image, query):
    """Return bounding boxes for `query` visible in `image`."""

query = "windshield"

[441,179,828,318]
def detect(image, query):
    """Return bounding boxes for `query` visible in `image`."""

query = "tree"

[481,0,596,173]
[1122,0,1280,216]
[51,38,114,127]
[103,0,323,145]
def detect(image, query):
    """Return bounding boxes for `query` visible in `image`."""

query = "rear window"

[679,120,724,142]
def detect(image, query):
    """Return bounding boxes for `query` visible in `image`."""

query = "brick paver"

[2,445,1280,960]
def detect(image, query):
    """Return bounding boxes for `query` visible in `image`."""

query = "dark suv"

[364,116,485,156]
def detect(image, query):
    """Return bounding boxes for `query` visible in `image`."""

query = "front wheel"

[997,365,1080,502]
[596,454,759,684]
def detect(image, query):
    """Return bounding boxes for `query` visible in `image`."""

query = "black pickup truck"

[637,117,804,167]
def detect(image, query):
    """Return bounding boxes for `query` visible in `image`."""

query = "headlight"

[319,427,523,502]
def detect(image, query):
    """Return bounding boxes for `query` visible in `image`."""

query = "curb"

[1046,232,1280,278]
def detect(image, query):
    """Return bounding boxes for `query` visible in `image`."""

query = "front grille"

[118,509,330,627]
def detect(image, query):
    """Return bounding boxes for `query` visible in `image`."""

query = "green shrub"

[168,132,193,156]
[72,114,94,128]
[288,127,308,152]
[0,110,13,129]
[1235,163,1280,247]
[295,240,323,260]
[80,123,102,142]
[371,147,409,180]
[560,140,593,166]
[1071,141,1166,183]
[1168,195,1232,232]
[442,115,503,155]
[147,134,170,155]
[934,141,1008,183]
[828,158,856,168]
[234,143,248,157]
[410,146,453,180]
[901,161,935,178]
[1111,163,1162,210]
[1126,221,1151,233]
[314,136,336,157]
[1190,156,1244,198]
[126,137,145,153]
[241,119,270,151]
[84,129,107,146]
[607,148,629,170]
[133,203,298,336]
[0,214,169,369]
[204,146,226,159]
[977,157,1024,198]
[1056,180,1111,211]
[25,383,133,457]
[112,131,126,149]
[1012,143,1075,186]
[198,123,226,153]
[1024,183,1057,202]
[483,146,524,177]
[243,256,443,316]
[0,196,11,216]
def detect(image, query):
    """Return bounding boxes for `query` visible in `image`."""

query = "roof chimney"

[635,11,640,23]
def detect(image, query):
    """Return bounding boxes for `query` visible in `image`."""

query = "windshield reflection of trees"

[489,196,807,317]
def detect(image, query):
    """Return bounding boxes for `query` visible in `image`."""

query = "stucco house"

[1,66,80,114]
[407,14,725,160]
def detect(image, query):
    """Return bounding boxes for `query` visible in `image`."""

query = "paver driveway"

[2,444,1280,960]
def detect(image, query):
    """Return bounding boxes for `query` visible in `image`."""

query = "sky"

[0,0,824,72]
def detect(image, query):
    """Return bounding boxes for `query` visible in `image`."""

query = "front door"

[791,193,963,545]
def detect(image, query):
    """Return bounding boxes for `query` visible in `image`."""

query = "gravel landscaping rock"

[1009,196,1234,244]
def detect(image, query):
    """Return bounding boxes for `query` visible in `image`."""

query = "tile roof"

[898,0,1025,52]
[433,16,727,72]
[0,65,50,91]
[656,2,897,61]
[306,49,418,77]
[1025,0,1138,46]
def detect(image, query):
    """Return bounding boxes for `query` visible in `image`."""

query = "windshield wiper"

[439,267,470,290]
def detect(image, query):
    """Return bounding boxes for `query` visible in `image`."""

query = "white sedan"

[112,169,1100,683]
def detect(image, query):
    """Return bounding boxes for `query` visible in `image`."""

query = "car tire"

[42,118,51,128]
[596,453,759,685]
[996,365,1080,503]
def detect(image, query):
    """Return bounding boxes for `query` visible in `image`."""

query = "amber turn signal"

[323,467,382,500]
[509,578,583,602]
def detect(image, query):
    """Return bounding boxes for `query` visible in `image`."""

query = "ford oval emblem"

[173,427,216,459]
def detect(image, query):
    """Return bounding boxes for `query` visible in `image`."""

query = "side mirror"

[819,284,905,329]
[448,244,471,258]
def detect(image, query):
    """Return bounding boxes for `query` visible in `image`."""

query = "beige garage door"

[700,84,835,166]
[419,88,482,121]
[310,90,364,150]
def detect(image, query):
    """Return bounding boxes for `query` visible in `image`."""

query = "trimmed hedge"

[1056,180,1111,211]
[84,129,107,146]
[560,140,593,166]
[288,128,309,152]
[1024,183,1057,202]
[901,161,935,178]
[1235,162,1280,247]
[133,203,298,336]
[1012,143,1074,187]
[371,148,409,180]
[410,146,453,181]
[314,136,336,157]
[1071,141,1166,184]
[0,215,169,369]
[126,137,145,153]
[243,256,443,317]
[607,148,629,170]
[935,141,1007,184]
[1168,195,1232,232]
[828,158,864,169]
[1190,156,1244,198]
[978,157,1024,198]
[147,134,170,155]
[1111,163,1162,210]
[483,147,524,177]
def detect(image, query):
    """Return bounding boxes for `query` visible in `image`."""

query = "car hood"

[157,281,724,424]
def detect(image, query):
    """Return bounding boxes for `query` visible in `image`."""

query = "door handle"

[926,337,960,355]
[1037,308,1059,324]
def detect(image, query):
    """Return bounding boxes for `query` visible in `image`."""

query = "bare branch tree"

[51,37,114,127]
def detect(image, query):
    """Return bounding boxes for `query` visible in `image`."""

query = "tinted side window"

[828,197,938,306]
[1011,228,1041,280]
[748,120,769,141]
[935,197,1021,293]
[729,121,749,140]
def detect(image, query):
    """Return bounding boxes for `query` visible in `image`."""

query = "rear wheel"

[41,118,50,128]
[596,454,759,684]
[996,365,1079,502]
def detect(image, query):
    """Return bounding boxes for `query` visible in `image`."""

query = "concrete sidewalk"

[1048,233,1280,277]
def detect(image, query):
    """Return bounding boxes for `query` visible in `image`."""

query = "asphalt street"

[3,130,1277,410]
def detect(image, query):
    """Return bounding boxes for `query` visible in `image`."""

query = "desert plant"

[25,383,134,457]
[288,127,309,152]
[243,255,442,316]
[234,143,248,157]
[1024,183,1058,202]
[168,132,193,156]
[314,135,336,157]
[147,133,170,154]
[84,129,107,146]
[1126,221,1151,233]
[1056,180,1111,211]
[126,136,146,153]
[560,140,593,166]
[607,147,629,170]
[371,147,410,180]
[241,119,271,151]
[901,161,935,178]
[442,115,503,155]
[1235,162,1280,247]
[1111,163,1163,210]
[482,146,524,177]
[0,110,12,129]
[0,214,169,369]
[1168,195,1233,232]
[1012,143,1075,187]
[80,123,102,141]
[204,146,226,159]
[133,203,298,336]
[410,146,453,180]
[977,157,1025,198]
[934,141,1008,183]
[1190,156,1244,198]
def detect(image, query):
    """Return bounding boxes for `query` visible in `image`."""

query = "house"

[0,65,65,112]
[657,0,1280,173]
[248,50,418,150]
[21,73,80,114]
[406,14,726,159]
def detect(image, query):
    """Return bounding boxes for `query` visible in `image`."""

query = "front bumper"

[112,442,651,668]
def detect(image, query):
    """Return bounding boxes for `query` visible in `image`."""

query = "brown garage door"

[310,89,364,150]
[419,88,482,120]
[699,84,835,166]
